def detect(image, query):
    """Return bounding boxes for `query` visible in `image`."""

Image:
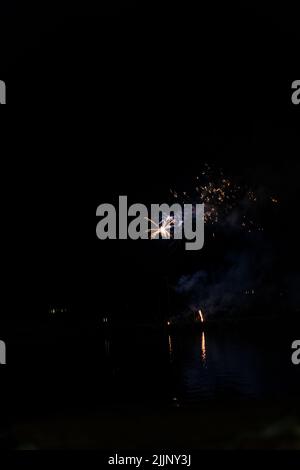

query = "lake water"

[9,325,300,415]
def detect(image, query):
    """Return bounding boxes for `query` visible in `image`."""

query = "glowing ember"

[199,309,204,323]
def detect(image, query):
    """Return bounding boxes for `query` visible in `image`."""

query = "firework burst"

[170,163,279,233]
[145,215,176,239]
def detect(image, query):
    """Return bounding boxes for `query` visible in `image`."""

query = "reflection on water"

[99,329,300,406]
[201,332,206,364]
[166,330,300,404]
[104,339,110,357]
[13,326,300,414]
[168,335,174,363]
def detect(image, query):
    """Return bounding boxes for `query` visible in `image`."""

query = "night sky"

[2,3,300,329]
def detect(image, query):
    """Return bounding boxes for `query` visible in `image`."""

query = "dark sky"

[2,2,300,327]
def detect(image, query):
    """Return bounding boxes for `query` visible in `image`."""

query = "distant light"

[167,321,171,326]
[198,310,204,323]
[172,397,180,407]
[49,307,68,315]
